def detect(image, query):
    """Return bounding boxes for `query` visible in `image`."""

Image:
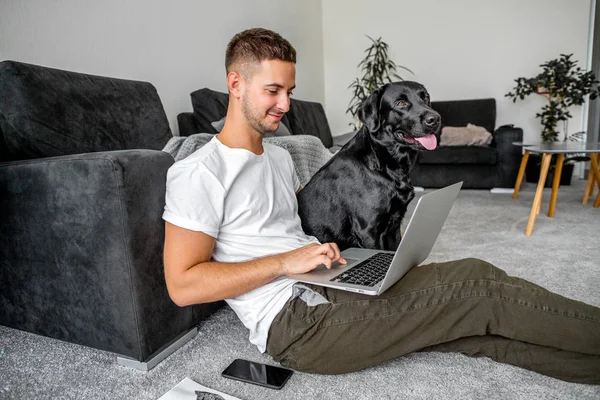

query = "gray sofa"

[0,60,222,370]
[410,98,523,189]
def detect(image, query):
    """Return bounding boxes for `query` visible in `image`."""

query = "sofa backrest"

[190,88,234,134]
[189,88,333,148]
[286,98,333,148]
[431,98,496,134]
[0,60,172,162]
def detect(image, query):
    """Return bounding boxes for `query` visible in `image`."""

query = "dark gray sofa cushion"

[418,146,498,165]
[432,98,496,135]
[190,88,230,134]
[0,60,172,162]
[286,98,333,148]
[411,163,498,189]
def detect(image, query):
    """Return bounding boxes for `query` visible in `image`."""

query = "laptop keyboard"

[330,252,394,287]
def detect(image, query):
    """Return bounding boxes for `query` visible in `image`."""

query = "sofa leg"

[116,326,198,371]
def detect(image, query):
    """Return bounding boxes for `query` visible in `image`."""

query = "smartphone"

[221,358,293,390]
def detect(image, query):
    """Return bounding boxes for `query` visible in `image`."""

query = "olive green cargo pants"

[267,258,600,383]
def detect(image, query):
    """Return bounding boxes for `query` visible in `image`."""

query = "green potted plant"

[346,35,413,130]
[506,54,600,185]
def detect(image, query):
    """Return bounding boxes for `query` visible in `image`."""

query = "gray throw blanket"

[162,133,334,186]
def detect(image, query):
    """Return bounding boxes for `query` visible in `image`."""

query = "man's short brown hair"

[225,28,296,79]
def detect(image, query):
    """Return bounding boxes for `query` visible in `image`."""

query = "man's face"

[240,59,296,134]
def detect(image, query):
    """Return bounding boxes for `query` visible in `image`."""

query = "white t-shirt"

[163,136,319,352]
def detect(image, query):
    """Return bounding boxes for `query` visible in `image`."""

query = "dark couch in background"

[0,60,222,370]
[410,98,523,189]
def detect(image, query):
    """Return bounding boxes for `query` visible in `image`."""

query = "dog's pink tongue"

[416,134,437,150]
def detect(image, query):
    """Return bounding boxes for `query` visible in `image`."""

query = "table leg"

[513,150,530,200]
[583,158,595,205]
[590,153,600,208]
[526,153,552,236]
[583,153,599,205]
[548,153,564,217]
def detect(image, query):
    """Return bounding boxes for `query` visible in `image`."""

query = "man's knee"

[438,257,500,282]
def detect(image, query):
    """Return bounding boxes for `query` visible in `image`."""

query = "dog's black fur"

[297,81,440,251]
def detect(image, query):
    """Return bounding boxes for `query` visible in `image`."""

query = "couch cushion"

[432,98,496,134]
[286,98,333,148]
[0,61,172,162]
[190,88,292,134]
[190,88,229,134]
[418,145,498,165]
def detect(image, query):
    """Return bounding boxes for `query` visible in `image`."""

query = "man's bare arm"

[163,222,345,306]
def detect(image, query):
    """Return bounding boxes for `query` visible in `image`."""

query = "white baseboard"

[490,188,515,194]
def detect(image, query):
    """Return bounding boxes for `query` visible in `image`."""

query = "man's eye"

[267,89,277,94]
[397,100,407,107]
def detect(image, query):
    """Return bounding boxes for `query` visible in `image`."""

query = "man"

[163,28,600,384]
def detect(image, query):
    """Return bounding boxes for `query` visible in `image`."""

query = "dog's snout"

[424,113,440,127]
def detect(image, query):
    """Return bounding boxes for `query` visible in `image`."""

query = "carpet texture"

[0,180,599,399]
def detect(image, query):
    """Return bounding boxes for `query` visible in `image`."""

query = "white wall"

[322,0,592,143]
[1,1,594,143]
[0,0,325,135]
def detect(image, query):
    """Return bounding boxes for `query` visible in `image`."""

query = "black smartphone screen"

[221,359,293,390]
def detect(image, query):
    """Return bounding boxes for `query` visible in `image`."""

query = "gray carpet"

[1,180,599,399]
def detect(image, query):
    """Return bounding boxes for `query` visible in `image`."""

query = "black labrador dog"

[297,81,440,251]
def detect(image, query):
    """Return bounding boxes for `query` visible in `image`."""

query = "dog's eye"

[396,100,407,108]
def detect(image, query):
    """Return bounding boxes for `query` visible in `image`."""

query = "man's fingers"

[316,243,335,259]
[316,255,332,269]
[320,242,346,264]
[329,242,346,264]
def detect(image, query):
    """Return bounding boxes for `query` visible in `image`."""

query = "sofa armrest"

[177,112,198,136]
[493,125,524,188]
[0,150,209,361]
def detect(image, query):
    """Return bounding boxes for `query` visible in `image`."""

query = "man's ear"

[227,71,242,99]
[357,86,384,132]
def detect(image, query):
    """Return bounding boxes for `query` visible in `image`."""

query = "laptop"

[289,181,463,295]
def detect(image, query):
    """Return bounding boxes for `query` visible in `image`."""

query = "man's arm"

[163,222,345,306]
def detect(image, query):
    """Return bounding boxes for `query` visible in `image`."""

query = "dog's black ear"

[357,86,384,132]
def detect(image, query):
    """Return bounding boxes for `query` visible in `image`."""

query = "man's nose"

[278,93,291,113]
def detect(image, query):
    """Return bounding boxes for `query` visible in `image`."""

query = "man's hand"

[279,242,346,275]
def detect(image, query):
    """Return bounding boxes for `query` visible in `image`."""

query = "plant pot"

[525,154,574,187]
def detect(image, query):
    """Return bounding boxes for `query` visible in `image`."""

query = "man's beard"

[241,95,279,134]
